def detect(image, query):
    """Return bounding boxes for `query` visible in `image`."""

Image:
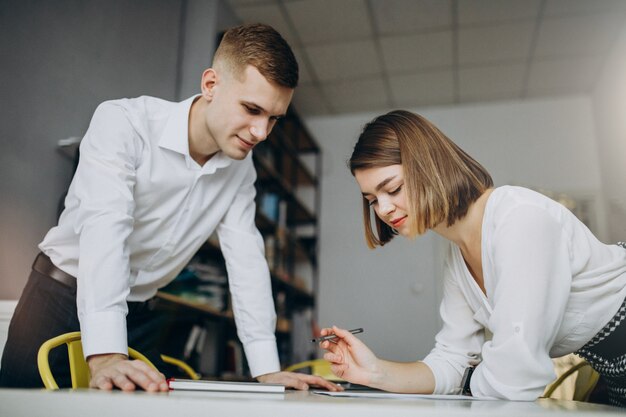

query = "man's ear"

[200,68,218,101]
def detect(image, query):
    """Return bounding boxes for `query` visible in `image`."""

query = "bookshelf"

[155,107,321,379]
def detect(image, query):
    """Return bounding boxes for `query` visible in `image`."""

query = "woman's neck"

[433,188,494,253]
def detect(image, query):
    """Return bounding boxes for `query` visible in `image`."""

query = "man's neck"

[188,97,218,166]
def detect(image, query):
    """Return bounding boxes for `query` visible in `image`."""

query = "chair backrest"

[0,300,18,371]
[37,331,157,389]
[160,354,200,380]
[543,354,600,402]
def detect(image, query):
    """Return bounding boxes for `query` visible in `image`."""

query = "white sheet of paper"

[313,390,494,401]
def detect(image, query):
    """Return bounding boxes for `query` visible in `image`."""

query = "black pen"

[311,328,364,343]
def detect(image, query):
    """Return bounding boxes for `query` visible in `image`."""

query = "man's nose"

[250,120,269,141]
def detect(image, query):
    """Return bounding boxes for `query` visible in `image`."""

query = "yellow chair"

[160,354,200,380]
[38,331,199,389]
[284,359,342,381]
[543,355,600,402]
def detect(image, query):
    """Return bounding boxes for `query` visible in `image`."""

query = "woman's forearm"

[368,360,435,393]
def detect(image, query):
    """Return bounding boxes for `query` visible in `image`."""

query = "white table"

[0,388,622,417]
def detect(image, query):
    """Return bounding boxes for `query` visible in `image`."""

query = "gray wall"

[0,0,237,299]
[592,24,626,244]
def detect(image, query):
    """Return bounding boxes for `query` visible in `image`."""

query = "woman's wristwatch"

[461,366,475,396]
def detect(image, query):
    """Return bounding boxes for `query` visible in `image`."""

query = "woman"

[320,110,626,406]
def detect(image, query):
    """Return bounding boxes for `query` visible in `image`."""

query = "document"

[313,390,493,400]
[167,378,285,393]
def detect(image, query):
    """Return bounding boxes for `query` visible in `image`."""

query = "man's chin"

[224,148,250,161]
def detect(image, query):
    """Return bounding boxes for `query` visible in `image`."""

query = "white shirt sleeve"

[422,258,485,394]
[216,162,279,378]
[72,102,142,357]
[470,204,571,400]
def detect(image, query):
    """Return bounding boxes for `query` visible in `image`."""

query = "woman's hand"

[320,325,380,386]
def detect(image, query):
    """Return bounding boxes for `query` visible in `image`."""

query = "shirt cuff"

[421,356,456,395]
[79,310,128,358]
[243,339,280,378]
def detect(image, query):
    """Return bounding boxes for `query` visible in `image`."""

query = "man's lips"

[391,216,407,227]
[237,136,254,149]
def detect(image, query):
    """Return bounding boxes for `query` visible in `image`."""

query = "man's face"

[201,65,294,160]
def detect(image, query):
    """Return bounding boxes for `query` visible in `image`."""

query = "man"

[0,23,339,392]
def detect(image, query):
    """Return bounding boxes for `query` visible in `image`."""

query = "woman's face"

[354,164,411,236]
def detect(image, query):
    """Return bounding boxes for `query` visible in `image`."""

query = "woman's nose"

[378,199,395,216]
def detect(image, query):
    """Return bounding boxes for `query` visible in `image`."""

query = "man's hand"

[257,371,343,391]
[87,353,169,392]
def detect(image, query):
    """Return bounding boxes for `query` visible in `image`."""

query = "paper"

[313,390,493,400]
[167,378,285,393]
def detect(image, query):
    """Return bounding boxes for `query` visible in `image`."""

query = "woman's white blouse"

[422,186,626,400]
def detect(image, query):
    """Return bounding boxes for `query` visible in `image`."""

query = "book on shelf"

[167,378,285,393]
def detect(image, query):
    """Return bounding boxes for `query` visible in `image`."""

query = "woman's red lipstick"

[391,216,407,227]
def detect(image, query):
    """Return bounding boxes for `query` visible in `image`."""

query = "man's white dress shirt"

[40,95,279,377]
[423,186,626,400]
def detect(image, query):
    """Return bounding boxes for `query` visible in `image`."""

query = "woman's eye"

[368,199,377,207]
[389,185,402,195]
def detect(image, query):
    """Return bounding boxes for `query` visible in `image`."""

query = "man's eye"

[244,106,260,115]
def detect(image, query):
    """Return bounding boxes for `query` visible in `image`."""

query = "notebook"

[167,378,285,393]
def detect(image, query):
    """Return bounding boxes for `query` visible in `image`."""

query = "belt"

[32,252,77,289]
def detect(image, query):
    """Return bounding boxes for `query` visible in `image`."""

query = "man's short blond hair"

[213,23,298,88]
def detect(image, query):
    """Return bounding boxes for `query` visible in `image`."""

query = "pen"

[311,328,364,343]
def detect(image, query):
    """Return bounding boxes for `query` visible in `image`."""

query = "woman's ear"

[200,68,218,101]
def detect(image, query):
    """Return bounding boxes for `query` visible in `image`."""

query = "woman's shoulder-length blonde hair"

[349,110,493,249]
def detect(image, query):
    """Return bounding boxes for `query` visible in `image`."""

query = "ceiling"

[225,0,626,117]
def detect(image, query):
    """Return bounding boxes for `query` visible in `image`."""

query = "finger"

[320,327,333,337]
[332,326,364,351]
[111,372,137,391]
[124,364,167,392]
[325,341,345,360]
[323,351,344,364]
[129,360,164,380]
[330,363,347,379]
[298,375,343,392]
[126,369,159,392]
[287,376,309,390]
[321,340,340,353]
[90,374,114,390]
[332,326,357,343]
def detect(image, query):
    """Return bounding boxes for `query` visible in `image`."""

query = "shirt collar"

[158,95,234,172]
[158,95,198,157]
[201,151,235,174]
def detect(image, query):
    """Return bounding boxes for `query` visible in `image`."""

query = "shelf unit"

[155,107,322,379]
